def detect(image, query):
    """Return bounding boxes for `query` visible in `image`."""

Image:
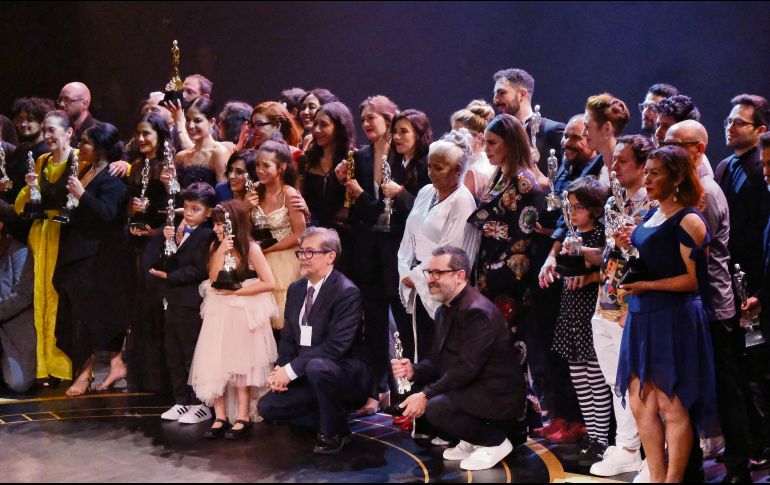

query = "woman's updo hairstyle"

[428,128,473,176]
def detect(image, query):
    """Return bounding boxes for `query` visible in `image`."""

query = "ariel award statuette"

[544,148,561,211]
[21,151,47,220]
[0,144,12,191]
[153,198,178,272]
[163,40,184,105]
[733,264,765,348]
[162,140,180,195]
[212,206,243,291]
[529,104,542,165]
[129,158,151,230]
[392,332,412,395]
[373,154,393,232]
[247,175,278,249]
[53,151,80,224]
[556,190,588,276]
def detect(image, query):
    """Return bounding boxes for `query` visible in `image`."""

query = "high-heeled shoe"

[203,419,230,439]
[95,367,128,391]
[225,420,252,440]
[65,373,94,397]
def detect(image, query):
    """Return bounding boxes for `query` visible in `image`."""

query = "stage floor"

[0,382,763,483]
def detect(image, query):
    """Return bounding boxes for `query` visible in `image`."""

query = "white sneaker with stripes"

[178,405,212,424]
[160,405,189,421]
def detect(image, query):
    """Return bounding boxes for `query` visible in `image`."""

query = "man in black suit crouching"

[391,246,527,471]
[258,227,371,454]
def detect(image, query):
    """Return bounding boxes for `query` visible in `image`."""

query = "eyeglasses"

[638,102,656,113]
[249,120,275,128]
[422,268,460,279]
[724,117,757,129]
[57,97,85,106]
[659,140,701,148]
[295,249,331,260]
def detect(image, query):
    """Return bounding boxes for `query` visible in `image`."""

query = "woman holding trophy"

[54,122,130,396]
[125,112,176,393]
[333,95,402,415]
[13,110,79,387]
[246,141,305,332]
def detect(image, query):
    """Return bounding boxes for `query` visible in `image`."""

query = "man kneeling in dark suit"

[259,227,371,454]
[392,245,527,471]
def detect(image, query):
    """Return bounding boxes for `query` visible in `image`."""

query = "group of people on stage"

[0,66,769,481]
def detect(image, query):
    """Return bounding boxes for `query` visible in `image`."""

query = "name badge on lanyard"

[300,325,313,347]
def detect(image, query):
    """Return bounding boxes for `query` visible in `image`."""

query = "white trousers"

[591,314,641,450]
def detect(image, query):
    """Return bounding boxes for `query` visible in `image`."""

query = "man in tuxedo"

[492,67,564,174]
[392,246,526,471]
[259,227,371,454]
[716,94,769,295]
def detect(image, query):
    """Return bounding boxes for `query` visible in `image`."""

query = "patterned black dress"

[551,224,605,362]
[468,169,545,307]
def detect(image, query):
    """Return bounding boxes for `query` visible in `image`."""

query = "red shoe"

[546,422,587,443]
[393,416,411,425]
[531,417,566,438]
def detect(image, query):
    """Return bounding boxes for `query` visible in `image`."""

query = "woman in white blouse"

[397,129,481,362]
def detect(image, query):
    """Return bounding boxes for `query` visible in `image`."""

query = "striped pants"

[569,359,613,443]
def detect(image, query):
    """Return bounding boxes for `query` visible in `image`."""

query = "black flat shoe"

[204,419,229,439]
[313,432,352,455]
[224,419,252,440]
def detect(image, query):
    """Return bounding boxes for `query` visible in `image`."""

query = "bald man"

[665,121,751,482]
[58,82,100,148]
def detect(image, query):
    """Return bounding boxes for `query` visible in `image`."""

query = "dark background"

[2,1,769,163]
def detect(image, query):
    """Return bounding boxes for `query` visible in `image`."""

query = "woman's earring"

[674,186,680,202]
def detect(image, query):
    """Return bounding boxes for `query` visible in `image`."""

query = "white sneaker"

[431,437,452,446]
[178,404,212,424]
[443,440,477,461]
[633,458,650,483]
[590,446,643,477]
[161,405,188,421]
[460,439,514,471]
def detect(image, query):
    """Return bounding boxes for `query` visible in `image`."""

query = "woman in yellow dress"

[14,110,82,386]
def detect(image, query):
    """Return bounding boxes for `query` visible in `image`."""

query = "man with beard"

[259,227,371,455]
[492,68,564,174]
[57,82,100,148]
[639,83,678,142]
[532,114,600,444]
[392,245,526,471]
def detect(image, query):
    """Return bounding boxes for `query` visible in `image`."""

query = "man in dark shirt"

[492,67,565,174]
[654,95,702,148]
[392,246,526,471]
[57,82,99,147]
[638,83,678,142]
[715,94,769,294]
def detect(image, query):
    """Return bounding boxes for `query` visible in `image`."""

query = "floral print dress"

[468,169,545,309]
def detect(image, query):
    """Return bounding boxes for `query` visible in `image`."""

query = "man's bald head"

[665,120,708,167]
[58,82,92,123]
[667,119,708,146]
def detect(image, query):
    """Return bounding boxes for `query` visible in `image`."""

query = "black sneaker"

[578,438,607,463]
[313,432,352,455]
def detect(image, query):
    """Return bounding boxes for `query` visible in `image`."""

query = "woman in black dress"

[55,122,130,395]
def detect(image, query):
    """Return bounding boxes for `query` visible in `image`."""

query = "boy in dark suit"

[149,182,215,424]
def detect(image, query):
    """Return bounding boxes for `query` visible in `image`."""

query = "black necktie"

[302,286,315,326]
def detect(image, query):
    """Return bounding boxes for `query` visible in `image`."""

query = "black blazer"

[345,145,429,293]
[716,146,770,293]
[161,222,214,308]
[57,168,128,267]
[277,269,368,378]
[413,285,527,421]
[529,117,566,175]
